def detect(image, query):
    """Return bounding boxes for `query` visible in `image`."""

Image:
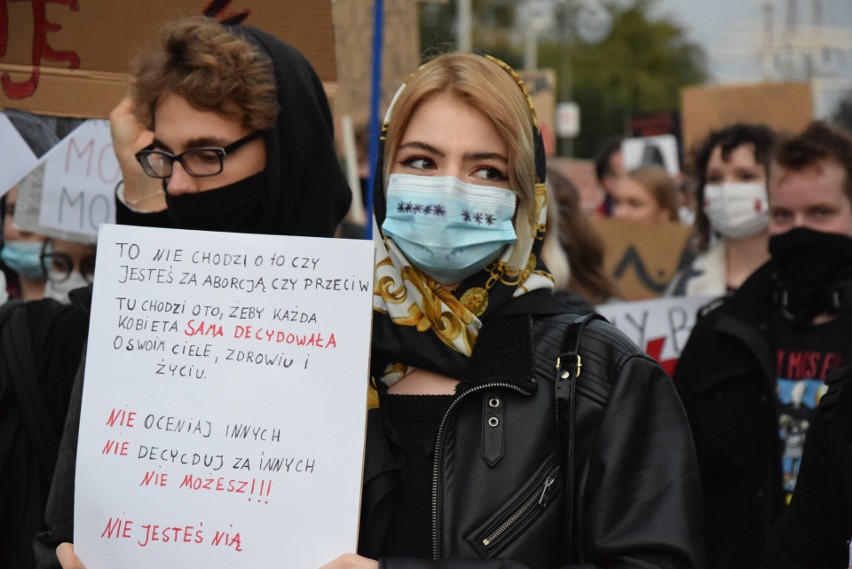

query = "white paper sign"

[39,120,117,239]
[621,134,680,176]
[556,102,580,138]
[596,295,714,374]
[0,112,39,195]
[75,225,374,568]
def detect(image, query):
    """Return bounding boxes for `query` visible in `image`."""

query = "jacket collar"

[458,314,539,395]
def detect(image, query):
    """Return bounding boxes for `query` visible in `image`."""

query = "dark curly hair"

[131,18,278,132]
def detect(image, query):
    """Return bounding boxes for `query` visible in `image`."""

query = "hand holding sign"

[319,554,379,569]
[56,543,85,569]
[75,225,374,568]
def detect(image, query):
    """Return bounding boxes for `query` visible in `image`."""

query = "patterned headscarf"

[371,54,554,388]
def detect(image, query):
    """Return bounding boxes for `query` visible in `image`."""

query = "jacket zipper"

[431,382,532,560]
[481,465,560,548]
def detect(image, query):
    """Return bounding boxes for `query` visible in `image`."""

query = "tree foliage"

[542,0,708,157]
[417,0,709,158]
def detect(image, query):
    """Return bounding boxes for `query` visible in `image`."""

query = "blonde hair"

[626,165,678,222]
[382,53,538,268]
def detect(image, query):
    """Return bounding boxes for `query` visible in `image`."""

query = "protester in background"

[539,177,595,315]
[321,52,704,569]
[547,166,619,305]
[0,207,89,569]
[539,182,571,290]
[39,239,96,304]
[0,177,90,569]
[0,187,47,301]
[611,164,678,223]
[676,176,699,226]
[667,123,775,297]
[38,17,351,569]
[674,121,852,569]
[592,136,623,216]
[0,110,84,304]
[0,282,89,569]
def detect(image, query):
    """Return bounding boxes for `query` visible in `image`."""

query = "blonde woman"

[322,53,704,569]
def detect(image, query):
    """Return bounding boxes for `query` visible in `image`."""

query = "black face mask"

[165,170,267,233]
[769,227,852,326]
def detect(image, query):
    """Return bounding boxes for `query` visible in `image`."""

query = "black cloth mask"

[227,26,351,237]
[165,170,266,233]
[769,227,852,326]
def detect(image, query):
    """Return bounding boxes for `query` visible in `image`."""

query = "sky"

[650,0,852,117]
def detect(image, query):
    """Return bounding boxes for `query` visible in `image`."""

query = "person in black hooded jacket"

[674,121,852,569]
[35,17,351,568]
[321,52,705,569]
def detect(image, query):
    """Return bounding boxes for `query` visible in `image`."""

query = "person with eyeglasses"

[39,239,97,304]
[35,17,352,569]
[109,18,350,237]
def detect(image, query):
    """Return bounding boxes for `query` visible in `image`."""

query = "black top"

[381,393,453,558]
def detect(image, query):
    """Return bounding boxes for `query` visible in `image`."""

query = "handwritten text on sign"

[597,296,713,375]
[75,225,374,568]
[40,120,117,239]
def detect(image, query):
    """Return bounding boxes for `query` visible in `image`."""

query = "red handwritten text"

[179,474,273,504]
[100,516,133,539]
[140,470,168,487]
[102,439,129,456]
[233,325,337,348]
[137,523,204,547]
[106,408,136,428]
[1,0,81,99]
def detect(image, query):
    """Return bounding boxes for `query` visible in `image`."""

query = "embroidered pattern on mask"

[396,202,447,216]
[395,201,499,226]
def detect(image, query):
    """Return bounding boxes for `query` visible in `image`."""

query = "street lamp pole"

[458,0,472,52]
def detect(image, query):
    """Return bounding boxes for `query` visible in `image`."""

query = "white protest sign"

[39,120,117,240]
[621,134,680,175]
[0,112,39,196]
[596,295,714,375]
[556,102,580,138]
[75,225,374,568]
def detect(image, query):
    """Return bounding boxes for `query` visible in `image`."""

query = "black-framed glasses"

[40,252,96,284]
[134,131,264,179]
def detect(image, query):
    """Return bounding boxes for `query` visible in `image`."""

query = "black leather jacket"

[360,313,707,568]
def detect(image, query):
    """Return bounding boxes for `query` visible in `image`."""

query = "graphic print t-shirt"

[774,310,847,498]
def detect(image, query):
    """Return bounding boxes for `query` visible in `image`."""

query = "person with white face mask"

[666,123,776,297]
[675,121,852,569]
[39,239,96,304]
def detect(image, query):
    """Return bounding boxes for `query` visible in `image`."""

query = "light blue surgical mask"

[0,240,45,280]
[381,174,517,284]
